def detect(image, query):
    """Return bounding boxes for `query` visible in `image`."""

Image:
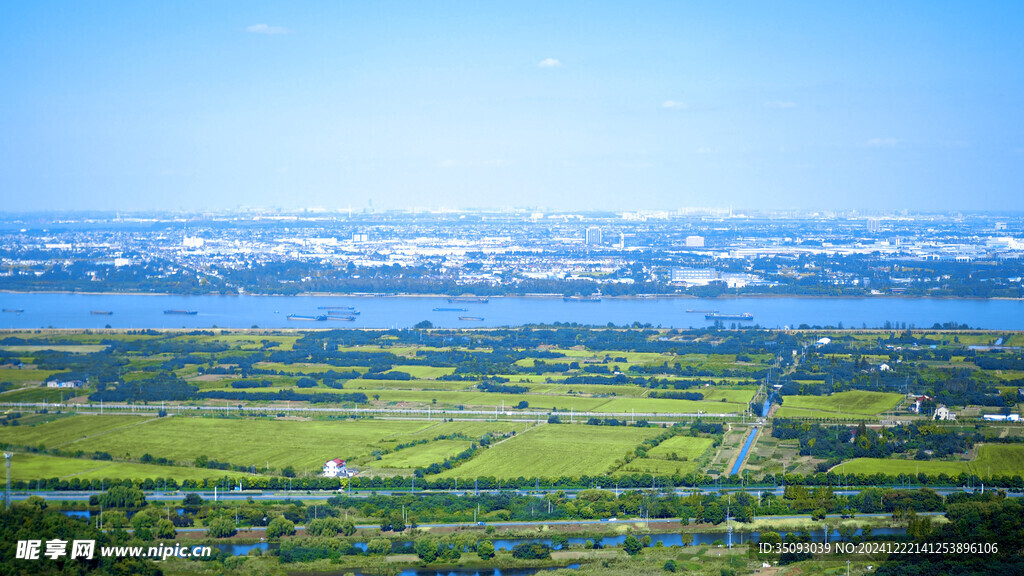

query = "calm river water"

[1,293,1021,330]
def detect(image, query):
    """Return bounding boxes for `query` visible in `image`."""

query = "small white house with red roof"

[323,458,347,478]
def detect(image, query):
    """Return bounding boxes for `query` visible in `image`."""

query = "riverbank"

[2,288,1022,301]
[2,292,1023,330]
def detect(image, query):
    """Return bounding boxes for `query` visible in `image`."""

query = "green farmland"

[617,457,701,476]
[645,435,715,461]
[430,424,661,479]
[2,326,1023,488]
[372,440,473,469]
[8,453,254,483]
[0,414,526,476]
[834,445,1024,478]
[776,390,903,417]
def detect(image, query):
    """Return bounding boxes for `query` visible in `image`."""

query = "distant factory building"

[671,267,761,289]
[183,236,205,249]
[983,414,1020,422]
[685,235,705,248]
[46,380,83,389]
[586,227,603,246]
[671,268,718,284]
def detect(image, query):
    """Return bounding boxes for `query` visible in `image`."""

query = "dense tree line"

[772,420,981,466]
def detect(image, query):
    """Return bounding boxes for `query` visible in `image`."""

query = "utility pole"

[4,453,10,509]
[727,495,732,549]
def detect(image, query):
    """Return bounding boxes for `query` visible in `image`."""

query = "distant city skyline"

[2,1,1022,212]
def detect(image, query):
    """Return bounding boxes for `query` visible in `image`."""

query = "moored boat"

[287,314,328,321]
[705,312,754,321]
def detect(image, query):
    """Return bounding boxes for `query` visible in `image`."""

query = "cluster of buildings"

[0,210,1021,294]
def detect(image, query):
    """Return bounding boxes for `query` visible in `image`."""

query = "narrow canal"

[729,426,759,476]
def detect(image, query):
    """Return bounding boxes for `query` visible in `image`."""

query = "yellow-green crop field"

[8,453,253,483]
[646,436,715,461]
[776,391,903,416]
[0,414,527,476]
[429,424,660,479]
[372,440,473,469]
[835,445,1024,478]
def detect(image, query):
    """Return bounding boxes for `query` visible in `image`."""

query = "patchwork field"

[8,453,253,483]
[645,435,715,461]
[616,458,701,476]
[0,368,69,385]
[429,423,660,479]
[596,397,747,415]
[1,345,109,354]
[371,440,473,469]
[0,414,527,476]
[834,445,1024,478]
[614,435,715,476]
[776,391,903,417]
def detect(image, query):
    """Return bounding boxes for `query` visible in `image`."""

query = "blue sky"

[2,1,1022,212]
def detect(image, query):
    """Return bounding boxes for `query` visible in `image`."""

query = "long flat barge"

[705,312,754,321]
[287,314,328,321]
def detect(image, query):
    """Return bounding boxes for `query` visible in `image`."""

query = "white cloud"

[865,137,900,148]
[662,100,689,110]
[438,159,458,169]
[246,24,290,35]
[764,101,797,109]
[537,58,561,68]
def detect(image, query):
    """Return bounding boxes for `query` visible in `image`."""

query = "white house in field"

[46,379,83,389]
[323,458,348,477]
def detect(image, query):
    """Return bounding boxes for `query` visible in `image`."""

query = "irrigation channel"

[728,397,775,475]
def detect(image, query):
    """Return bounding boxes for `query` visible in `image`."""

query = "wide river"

[0,293,1021,330]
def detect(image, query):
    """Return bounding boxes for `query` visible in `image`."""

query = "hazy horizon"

[3,1,1022,213]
